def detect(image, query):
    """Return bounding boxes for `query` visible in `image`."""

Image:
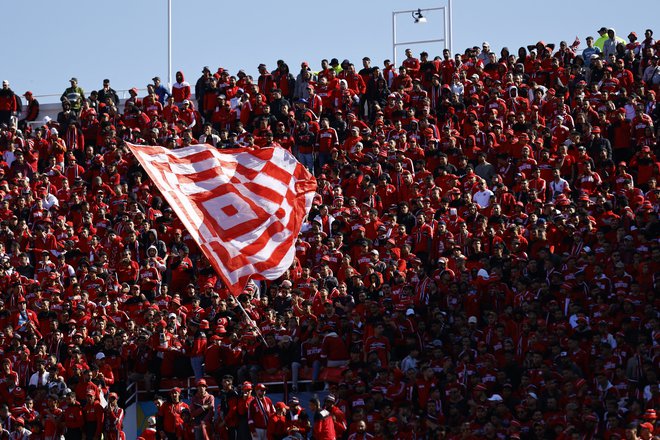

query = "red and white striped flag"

[127,143,317,295]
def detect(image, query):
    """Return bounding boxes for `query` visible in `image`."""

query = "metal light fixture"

[412,9,427,23]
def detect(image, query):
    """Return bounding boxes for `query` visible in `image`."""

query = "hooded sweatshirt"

[142,229,168,258]
[172,71,191,105]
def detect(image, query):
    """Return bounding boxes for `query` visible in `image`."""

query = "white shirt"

[549,178,570,200]
[28,370,49,388]
[473,189,495,208]
[41,193,59,210]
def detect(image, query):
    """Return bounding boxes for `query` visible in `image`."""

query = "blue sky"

[5,0,659,103]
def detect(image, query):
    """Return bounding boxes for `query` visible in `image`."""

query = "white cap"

[95,352,105,360]
[487,394,503,402]
[406,308,415,316]
[468,316,478,324]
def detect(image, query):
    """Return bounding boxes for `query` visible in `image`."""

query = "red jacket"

[172,72,191,104]
[248,396,274,430]
[139,427,158,440]
[63,402,85,429]
[313,410,336,440]
[267,414,289,440]
[83,399,105,438]
[160,401,189,434]
[10,309,39,332]
[0,91,18,112]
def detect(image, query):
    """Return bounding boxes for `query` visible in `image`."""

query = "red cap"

[640,422,654,433]
[643,409,657,420]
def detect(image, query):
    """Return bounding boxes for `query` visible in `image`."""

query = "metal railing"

[125,381,139,406]
[30,88,151,105]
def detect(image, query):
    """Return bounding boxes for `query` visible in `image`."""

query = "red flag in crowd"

[127,143,317,295]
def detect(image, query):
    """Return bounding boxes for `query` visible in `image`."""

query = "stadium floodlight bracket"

[413,9,427,23]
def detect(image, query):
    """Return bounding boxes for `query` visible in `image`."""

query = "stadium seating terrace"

[0,26,658,440]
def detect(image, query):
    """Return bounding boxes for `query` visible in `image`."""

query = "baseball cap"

[640,422,654,433]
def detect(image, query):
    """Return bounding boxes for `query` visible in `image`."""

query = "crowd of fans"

[0,24,658,440]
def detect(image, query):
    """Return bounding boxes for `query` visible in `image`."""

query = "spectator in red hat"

[83,389,104,440]
[19,91,38,126]
[635,422,655,440]
[159,388,188,440]
[248,383,274,440]
[63,390,85,440]
[190,379,214,439]
[10,416,30,438]
[236,382,253,439]
[103,392,125,440]
[266,401,289,440]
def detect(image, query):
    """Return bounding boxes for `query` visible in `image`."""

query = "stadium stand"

[0,25,658,440]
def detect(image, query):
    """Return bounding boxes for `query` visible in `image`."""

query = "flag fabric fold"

[127,143,317,295]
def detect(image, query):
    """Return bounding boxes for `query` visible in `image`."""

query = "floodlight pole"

[168,0,172,89]
[447,0,453,54]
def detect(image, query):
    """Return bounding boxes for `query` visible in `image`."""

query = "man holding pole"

[247,384,274,440]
